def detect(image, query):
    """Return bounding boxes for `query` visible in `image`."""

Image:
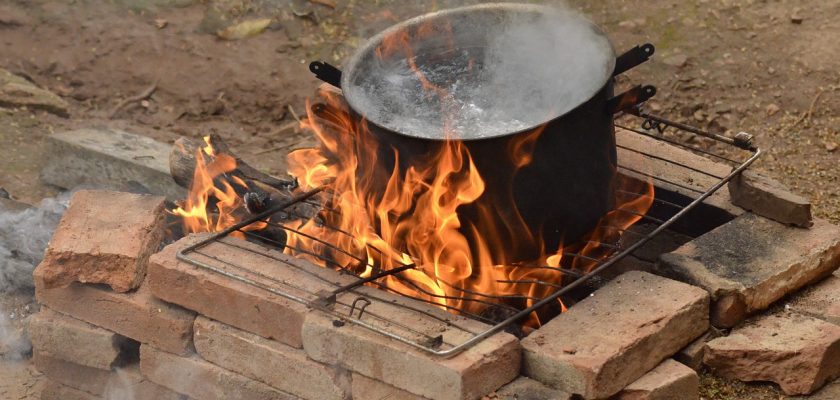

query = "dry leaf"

[154,18,167,29]
[217,18,272,40]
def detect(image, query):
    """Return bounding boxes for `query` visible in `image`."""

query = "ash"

[0,192,70,293]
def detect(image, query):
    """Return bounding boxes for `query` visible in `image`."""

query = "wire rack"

[176,107,760,358]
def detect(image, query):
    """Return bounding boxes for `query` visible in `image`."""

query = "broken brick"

[37,190,166,293]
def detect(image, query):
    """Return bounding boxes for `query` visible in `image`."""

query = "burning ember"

[173,9,654,328]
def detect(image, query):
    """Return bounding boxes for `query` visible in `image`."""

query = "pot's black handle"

[310,61,342,88]
[607,85,657,114]
[613,43,655,76]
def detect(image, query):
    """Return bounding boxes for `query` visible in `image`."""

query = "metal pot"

[310,3,656,257]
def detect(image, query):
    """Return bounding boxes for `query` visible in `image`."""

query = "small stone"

[0,68,69,117]
[766,103,780,116]
[662,54,689,68]
[825,141,838,152]
[704,312,840,395]
[154,18,167,29]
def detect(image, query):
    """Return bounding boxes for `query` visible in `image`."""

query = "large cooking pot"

[310,3,656,258]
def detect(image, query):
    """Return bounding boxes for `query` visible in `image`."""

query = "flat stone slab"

[521,271,709,399]
[673,329,721,371]
[704,312,840,395]
[40,128,186,201]
[787,379,840,400]
[728,170,812,227]
[41,380,98,400]
[789,272,840,326]
[139,345,297,400]
[194,316,350,400]
[37,190,165,292]
[29,307,136,370]
[659,213,840,327]
[614,359,699,400]
[0,68,69,116]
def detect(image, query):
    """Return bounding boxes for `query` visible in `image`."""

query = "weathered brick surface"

[34,352,111,396]
[34,267,195,355]
[194,316,350,400]
[139,345,297,400]
[29,307,136,369]
[728,170,812,227]
[351,373,429,400]
[302,285,521,400]
[704,312,840,395]
[658,213,840,328]
[41,128,186,200]
[41,380,97,400]
[37,190,166,292]
[789,272,840,326]
[787,379,840,400]
[494,377,573,400]
[521,271,709,399]
[34,354,179,399]
[148,234,356,348]
[615,359,699,400]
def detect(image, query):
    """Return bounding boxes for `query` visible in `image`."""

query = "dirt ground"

[1,0,838,398]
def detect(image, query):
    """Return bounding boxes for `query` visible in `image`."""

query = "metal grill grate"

[176,107,761,357]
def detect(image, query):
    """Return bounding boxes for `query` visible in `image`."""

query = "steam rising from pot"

[346,3,615,140]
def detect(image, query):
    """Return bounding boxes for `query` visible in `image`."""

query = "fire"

[172,136,265,239]
[175,20,654,328]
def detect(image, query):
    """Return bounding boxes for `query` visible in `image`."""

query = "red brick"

[29,307,136,370]
[728,170,812,227]
[494,377,573,400]
[33,353,179,399]
[302,285,521,400]
[704,312,840,395]
[351,373,429,400]
[34,267,195,355]
[614,359,699,400]
[139,345,296,400]
[37,190,166,293]
[194,316,350,400]
[521,271,709,399]
[148,234,356,348]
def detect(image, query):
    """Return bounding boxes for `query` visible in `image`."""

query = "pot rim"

[340,2,617,142]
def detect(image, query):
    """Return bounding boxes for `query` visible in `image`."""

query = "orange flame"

[172,136,265,239]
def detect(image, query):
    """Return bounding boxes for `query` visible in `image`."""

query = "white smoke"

[0,192,70,360]
[0,193,70,293]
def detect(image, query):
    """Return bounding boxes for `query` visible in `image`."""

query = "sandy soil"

[1,0,839,399]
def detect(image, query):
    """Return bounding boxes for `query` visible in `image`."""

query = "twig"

[254,139,306,155]
[109,80,159,118]
[308,0,336,8]
[793,88,825,126]
[287,104,301,123]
